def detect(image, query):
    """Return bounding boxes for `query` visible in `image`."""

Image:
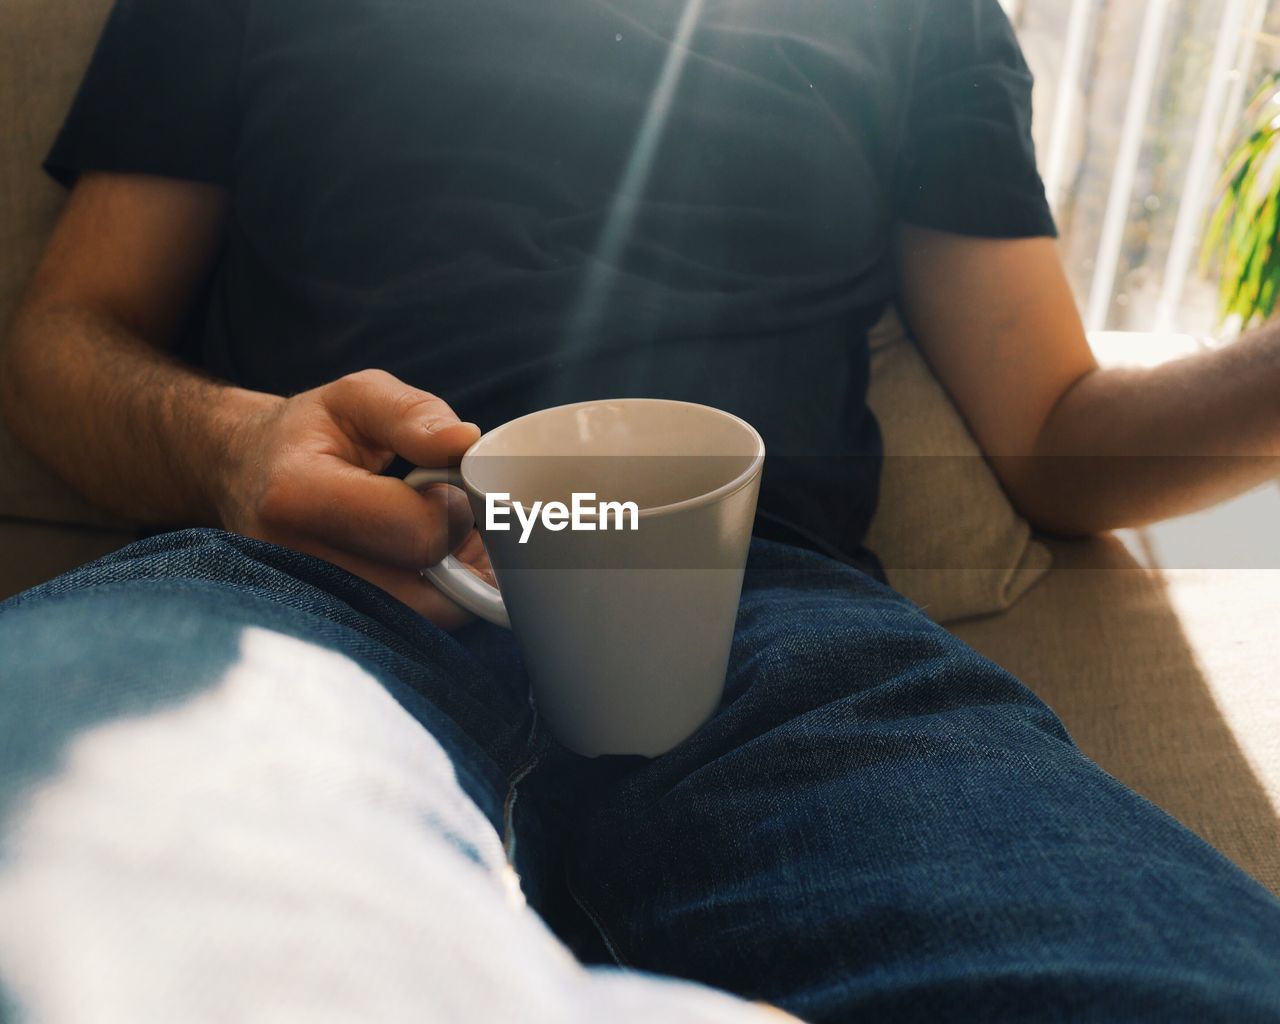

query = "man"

[1,0,1278,1020]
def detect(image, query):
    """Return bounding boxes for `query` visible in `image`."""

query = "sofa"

[3,0,1277,900]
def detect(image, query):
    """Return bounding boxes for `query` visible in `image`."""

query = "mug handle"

[404,467,511,629]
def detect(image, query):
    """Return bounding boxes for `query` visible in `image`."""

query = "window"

[1008,0,1280,335]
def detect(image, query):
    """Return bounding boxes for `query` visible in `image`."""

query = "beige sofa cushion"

[1,0,110,328]
[951,535,1280,897]
[0,0,124,531]
[0,520,136,600]
[864,307,1052,623]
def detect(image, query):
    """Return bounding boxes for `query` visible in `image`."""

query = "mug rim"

[459,397,766,521]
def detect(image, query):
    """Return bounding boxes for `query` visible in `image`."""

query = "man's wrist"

[197,385,284,529]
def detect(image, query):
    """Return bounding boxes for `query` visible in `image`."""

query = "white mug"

[405,398,764,757]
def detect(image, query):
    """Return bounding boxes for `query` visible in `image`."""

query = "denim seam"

[501,717,549,869]
[563,869,633,969]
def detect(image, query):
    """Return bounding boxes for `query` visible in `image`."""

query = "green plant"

[1202,70,1280,330]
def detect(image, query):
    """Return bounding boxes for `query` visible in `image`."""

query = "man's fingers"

[255,370,481,570]
[323,369,481,467]
[262,461,474,569]
[302,541,476,630]
[452,529,495,587]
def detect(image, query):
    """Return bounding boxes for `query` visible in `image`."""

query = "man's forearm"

[1,300,280,526]
[1001,323,1280,535]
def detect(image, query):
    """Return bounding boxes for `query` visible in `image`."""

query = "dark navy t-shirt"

[46,0,1055,566]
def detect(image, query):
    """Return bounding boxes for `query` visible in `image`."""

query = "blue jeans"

[1,529,1278,1022]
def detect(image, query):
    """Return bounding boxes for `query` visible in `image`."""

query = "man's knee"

[723,587,1068,749]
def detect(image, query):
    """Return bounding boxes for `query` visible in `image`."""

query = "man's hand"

[2,174,491,629]
[215,369,489,629]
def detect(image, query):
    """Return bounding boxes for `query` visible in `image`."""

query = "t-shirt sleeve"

[894,0,1057,238]
[44,0,247,189]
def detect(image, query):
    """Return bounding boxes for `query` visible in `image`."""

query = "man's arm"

[2,173,258,525]
[895,225,1280,535]
[1,172,483,626]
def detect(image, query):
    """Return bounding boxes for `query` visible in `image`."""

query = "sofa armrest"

[0,417,135,531]
[0,518,135,600]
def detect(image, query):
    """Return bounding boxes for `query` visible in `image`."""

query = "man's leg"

[560,540,1280,1023]
[0,529,777,1023]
